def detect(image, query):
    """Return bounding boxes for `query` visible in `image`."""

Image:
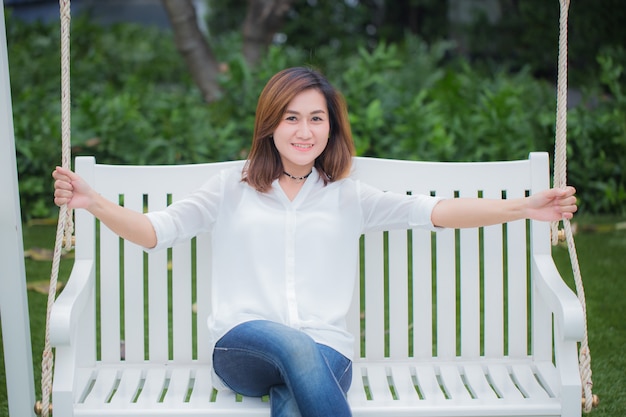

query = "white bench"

[50,152,585,416]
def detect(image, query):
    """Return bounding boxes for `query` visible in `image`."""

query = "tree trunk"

[242,0,294,66]
[162,0,221,102]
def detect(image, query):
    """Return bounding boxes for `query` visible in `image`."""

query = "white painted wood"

[436,226,457,359]
[363,231,385,360]
[388,229,410,359]
[49,153,585,416]
[0,2,36,414]
[412,227,433,358]
[172,239,194,361]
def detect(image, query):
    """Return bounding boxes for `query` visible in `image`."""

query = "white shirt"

[145,165,441,361]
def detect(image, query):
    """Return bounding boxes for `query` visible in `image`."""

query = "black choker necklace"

[283,170,312,181]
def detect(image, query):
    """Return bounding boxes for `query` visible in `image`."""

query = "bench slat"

[459,225,480,358]
[163,368,193,404]
[412,228,433,358]
[147,192,171,363]
[486,364,524,399]
[389,365,419,402]
[483,220,505,358]
[99,218,122,363]
[188,368,213,405]
[363,232,385,360]
[511,364,551,399]
[135,368,168,406]
[506,217,529,358]
[108,368,142,405]
[195,234,213,361]
[82,368,117,406]
[365,365,394,401]
[440,365,473,401]
[413,365,447,402]
[122,193,146,363]
[172,240,193,361]
[388,229,410,360]
[462,364,499,400]
[435,226,457,359]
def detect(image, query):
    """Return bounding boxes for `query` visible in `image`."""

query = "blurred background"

[3,0,625,219]
[1,1,625,416]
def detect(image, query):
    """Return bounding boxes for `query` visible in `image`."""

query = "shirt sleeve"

[144,170,224,252]
[358,181,444,233]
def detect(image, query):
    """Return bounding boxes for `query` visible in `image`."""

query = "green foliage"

[6,16,625,218]
[568,49,626,215]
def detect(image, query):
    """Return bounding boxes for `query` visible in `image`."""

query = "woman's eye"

[285,116,297,121]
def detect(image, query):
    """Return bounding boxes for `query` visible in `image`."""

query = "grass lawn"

[1,217,625,416]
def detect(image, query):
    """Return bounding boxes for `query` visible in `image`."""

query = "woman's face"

[273,88,330,175]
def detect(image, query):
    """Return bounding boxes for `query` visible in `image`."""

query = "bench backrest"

[74,153,552,366]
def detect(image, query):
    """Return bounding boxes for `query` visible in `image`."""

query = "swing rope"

[551,0,596,412]
[36,1,73,416]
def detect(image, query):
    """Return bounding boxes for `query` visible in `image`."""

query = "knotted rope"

[551,0,595,412]
[38,1,73,416]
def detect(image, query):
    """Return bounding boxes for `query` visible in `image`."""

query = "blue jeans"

[213,320,353,417]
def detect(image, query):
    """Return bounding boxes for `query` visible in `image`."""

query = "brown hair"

[243,67,355,192]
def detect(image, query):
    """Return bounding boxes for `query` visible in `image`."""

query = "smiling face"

[272,88,330,176]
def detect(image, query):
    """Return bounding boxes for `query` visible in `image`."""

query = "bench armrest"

[50,259,95,347]
[532,254,585,341]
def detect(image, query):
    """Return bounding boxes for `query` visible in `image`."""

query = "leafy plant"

[6,16,625,218]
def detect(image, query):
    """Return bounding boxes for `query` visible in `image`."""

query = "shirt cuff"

[409,196,445,231]
[143,211,173,253]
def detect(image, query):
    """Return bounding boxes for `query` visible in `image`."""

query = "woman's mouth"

[292,143,313,150]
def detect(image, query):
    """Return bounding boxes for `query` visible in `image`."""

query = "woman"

[53,67,577,417]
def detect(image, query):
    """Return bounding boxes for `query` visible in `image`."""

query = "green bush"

[7,16,625,219]
[568,50,626,214]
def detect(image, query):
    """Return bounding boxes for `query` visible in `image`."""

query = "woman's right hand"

[52,166,95,209]
[52,166,158,248]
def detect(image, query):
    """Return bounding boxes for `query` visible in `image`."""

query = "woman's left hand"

[525,186,577,221]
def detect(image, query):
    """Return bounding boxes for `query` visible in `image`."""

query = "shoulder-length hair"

[243,67,355,192]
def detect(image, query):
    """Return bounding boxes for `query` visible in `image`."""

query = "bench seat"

[65,358,563,416]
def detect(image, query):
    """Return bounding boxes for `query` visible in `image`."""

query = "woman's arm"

[431,186,577,229]
[53,166,157,248]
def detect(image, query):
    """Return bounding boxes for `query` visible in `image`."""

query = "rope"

[39,1,73,416]
[551,0,594,412]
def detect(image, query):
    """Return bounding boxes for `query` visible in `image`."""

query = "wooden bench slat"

[108,368,142,405]
[439,365,473,401]
[82,369,118,406]
[122,193,146,363]
[162,368,193,404]
[388,229,410,360]
[186,368,212,405]
[363,232,385,360]
[435,227,457,359]
[389,365,420,402]
[486,364,525,399]
[134,368,168,406]
[99,220,122,363]
[413,365,447,402]
[462,364,499,400]
[511,364,552,399]
[364,365,394,402]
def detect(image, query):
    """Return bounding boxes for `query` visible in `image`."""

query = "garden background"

[1,0,625,415]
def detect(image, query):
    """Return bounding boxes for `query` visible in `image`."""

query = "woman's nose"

[296,121,312,139]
